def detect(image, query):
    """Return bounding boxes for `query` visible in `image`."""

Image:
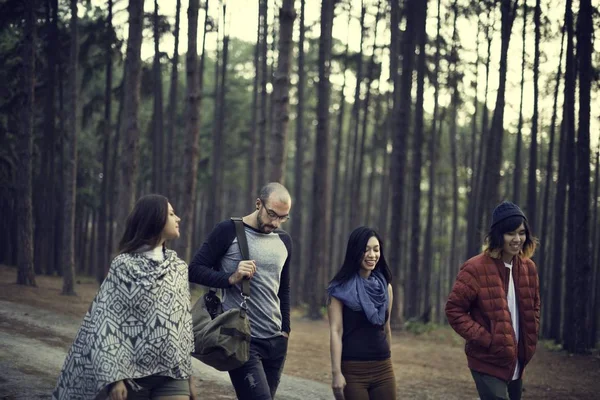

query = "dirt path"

[0,265,599,399]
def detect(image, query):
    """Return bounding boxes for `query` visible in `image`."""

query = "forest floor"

[0,264,598,400]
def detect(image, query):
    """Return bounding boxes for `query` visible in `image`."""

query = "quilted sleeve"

[529,259,541,335]
[445,263,493,348]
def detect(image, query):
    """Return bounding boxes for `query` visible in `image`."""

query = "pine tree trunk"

[526,0,540,232]
[269,0,296,183]
[257,0,269,186]
[590,148,599,346]
[176,0,201,261]
[307,0,334,320]
[467,3,495,259]
[115,0,145,240]
[474,0,518,254]
[151,0,165,193]
[550,0,573,342]
[448,0,460,315]
[330,9,352,282]
[356,0,383,227]
[513,0,527,205]
[61,0,79,295]
[408,0,428,320]
[540,23,565,337]
[347,3,366,229]
[97,0,113,283]
[291,0,306,307]
[389,0,415,327]
[422,0,442,324]
[16,0,37,287]
[248,5,260,203]
[561,0,577,347]
[35,0,58,276]
[206,5,223,234]
[567,0,592,354]
[165,0,181,199]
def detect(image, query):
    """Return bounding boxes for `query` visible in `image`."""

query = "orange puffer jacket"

[445,253,540,381]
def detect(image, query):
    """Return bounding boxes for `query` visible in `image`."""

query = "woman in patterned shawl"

[53,194,196,400]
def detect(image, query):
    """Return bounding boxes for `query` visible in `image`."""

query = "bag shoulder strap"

[231,217,251,298]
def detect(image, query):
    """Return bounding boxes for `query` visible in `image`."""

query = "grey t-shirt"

[188,220,292,338]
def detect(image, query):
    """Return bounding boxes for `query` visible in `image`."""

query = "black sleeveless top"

[341,305,390,361]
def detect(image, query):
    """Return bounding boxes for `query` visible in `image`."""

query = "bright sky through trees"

[101,0,599,149]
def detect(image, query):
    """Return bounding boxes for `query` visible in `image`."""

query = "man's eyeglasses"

[260,200,290,222]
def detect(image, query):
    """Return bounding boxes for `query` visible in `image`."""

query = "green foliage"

[404,320,440,336]
[540,339,564,352]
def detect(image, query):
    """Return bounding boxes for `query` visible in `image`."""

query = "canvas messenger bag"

[191,217,251,371]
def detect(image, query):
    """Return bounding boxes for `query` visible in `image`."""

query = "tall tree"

[356,0,383,226]
[151,0,165,193]
[540,22,565,336]
[330,5,353,279]
[177,0,201,261]
[513,0,527,205]
[467,3,495,258]
[307,0,335,320]
[388,0,411,327]
[61,0,79,295]
[550,0,574,342]
[269,0,296,182]
[473,0,518,253]
[567,0,592,354]
[247,4,261,203]
[115,0,145,240]
[165,0,181,199]
[447,0,460,306]
[257,0,269,185]
[422,0,442,323]
[409,0,429,319]
[97,0,114,283]
[346,2,366,230]
[207,1,228,232]
[35,0,59,276]
[592,144,600,346]
[526,0,540,231]
[16,0,37,287]
[291,0,306,306]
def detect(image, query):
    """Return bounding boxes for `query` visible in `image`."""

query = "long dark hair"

[483,215,538,259]
[330,226,393,284]
[118,194,169,254]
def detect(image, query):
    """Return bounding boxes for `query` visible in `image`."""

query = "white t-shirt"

[504,261,520,380]
[135,244,164,262]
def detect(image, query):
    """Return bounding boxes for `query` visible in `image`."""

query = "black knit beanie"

[490,201,526,230]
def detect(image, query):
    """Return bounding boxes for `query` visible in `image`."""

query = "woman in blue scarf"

[327,227,396,400]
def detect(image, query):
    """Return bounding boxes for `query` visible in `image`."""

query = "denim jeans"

[471,369,523,400]
[228,335,288,400]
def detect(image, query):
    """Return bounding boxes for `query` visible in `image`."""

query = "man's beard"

[257,212,275,233]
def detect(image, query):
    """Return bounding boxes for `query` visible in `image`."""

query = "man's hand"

[228,260,257,285]
[189,376,198,400]
[281,331,289,338]
[109,380,127,400]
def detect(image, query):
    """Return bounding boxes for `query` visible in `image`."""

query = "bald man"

[189,182,293,400]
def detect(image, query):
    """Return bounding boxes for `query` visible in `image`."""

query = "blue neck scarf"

[327,270,389,326]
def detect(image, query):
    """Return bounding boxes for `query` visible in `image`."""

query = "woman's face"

[502,223,526,263]
[360,236,380,277]
[161,203,180,241]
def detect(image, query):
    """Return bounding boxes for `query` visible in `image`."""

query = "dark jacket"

[445,253,540,381]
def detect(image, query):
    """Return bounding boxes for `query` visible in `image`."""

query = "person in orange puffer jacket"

[446,201,541,400]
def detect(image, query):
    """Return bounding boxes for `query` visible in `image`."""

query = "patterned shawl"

[52,249,193,400]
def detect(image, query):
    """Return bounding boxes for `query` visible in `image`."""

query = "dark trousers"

[471,370,523,400]
[341,358,396,400]
[229,335,288,400]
